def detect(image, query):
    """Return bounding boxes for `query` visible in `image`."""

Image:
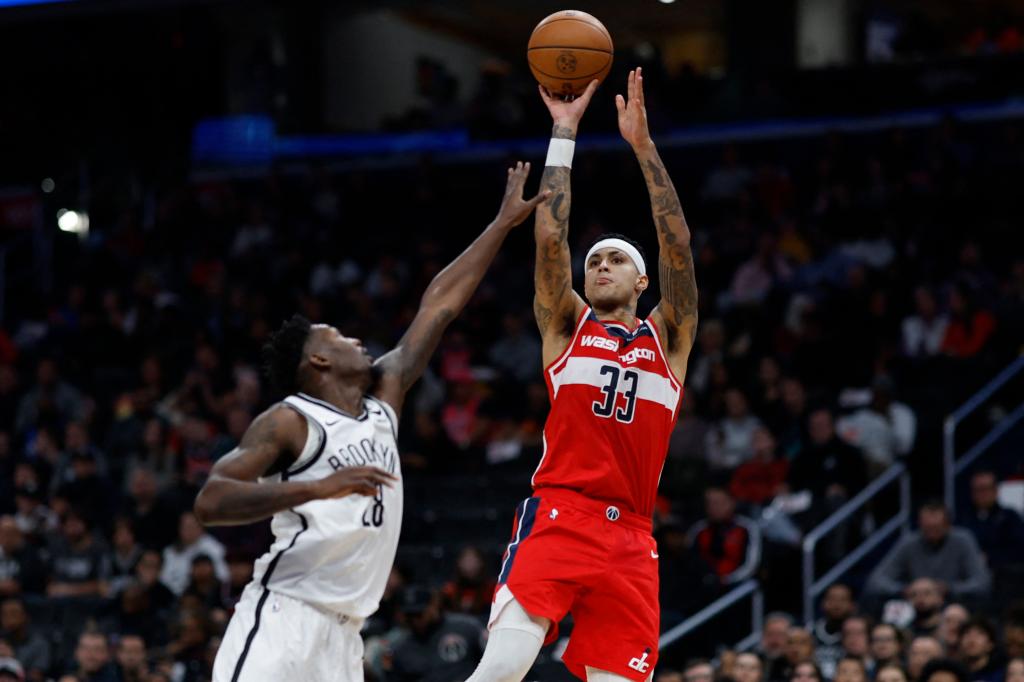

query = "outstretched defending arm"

[194,405,397,526]
[533,80,599,366]
[617,68,698,378]
[373,163,547,414]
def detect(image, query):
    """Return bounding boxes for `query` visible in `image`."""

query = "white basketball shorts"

[213,584,364,682]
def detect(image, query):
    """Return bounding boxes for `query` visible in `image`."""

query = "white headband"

[585,238,646,276]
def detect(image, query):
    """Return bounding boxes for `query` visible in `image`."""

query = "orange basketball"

[527,10,613,97]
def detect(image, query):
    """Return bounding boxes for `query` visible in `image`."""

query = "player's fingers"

[637,69,645,106]
[538,84,553,104]
[615,93,626,116]
[578,79,599,106]
[525,190,552,208]
[627,69,635,101]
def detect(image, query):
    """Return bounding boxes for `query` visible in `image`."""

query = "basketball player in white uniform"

[194,162,550,682]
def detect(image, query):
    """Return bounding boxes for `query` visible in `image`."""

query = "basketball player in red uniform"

[467,68,697,682]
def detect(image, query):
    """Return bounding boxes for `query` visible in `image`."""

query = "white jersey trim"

[551,356,681,413]
[295,392,368,421]
[280,402,327,476]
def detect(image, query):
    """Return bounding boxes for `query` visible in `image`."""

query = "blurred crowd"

[1,107,1024,682]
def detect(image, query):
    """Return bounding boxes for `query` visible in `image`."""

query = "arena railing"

[943,354,1024,518]
[659,579,764,653]
[801,463,911,624]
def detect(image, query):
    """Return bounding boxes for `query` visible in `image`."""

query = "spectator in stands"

[160,512,227,596]
[706,389,763,471]
[907,578,945,638]
[1006,659,1024,682]
[101,581,169,650]
[729,234,793,307]
[730,428,789,506]
[909,637,944,681]
[0,516,45,596]
[107,518,142,597]
[842,616,872,660]
[788,408,867,504]
[774,378,808,459]
[836,376,916,473]
[902,287,949,358]
[769,627,814,682]
[963,470,1024,570]
[877,664,910,682]
[657,671,685,682]
[941,284,996,358]
[836,656,869,682]
[68,630,116,681]
[940,604,970,658]
[0,658,24,682]
[133,550,174,615]
[790,660,823,682]
[683,659,715,682]
[182,555,226,612]
[919,659,968,682]
[12,476,57,545]
[865,502,990,604]
[1005,607,1024,660]
[165,610,211,680]
[813,583,857,679]
[113,633,149,681]
[386,586,484,681]
[958,618,1003,682]
[735,652,765,682]
[0,598,48,680]
[687,486,761,586]
[487,312,541,383]
[14,358,84,435]
[440,546,494,616]
[122,468,178,550]
[760,613,795,666]
[46,508,109,598]
[872,623,905,672]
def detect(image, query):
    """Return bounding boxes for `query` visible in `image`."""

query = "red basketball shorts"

[489,487,660,681]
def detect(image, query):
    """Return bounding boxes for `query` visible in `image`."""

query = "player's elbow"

[193,484,219,527]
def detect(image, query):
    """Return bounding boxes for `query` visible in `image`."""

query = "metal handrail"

[802,463,910,624]
[660,579,763,651]
[943,355,1024,516]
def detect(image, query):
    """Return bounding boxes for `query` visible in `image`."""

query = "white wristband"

[545,138,575,168]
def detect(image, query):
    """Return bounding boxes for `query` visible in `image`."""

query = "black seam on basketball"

[529,63,614,80]
[230,588,270,682]
[527,46,613,54]
[532,17,612,42]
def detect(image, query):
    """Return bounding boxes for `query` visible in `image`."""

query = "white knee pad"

[586,666,643,682]
[465,593,550,682]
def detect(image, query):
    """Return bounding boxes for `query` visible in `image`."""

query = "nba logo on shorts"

[605,506,620,521]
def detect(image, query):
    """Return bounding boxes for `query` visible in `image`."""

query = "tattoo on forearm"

[535,157,573,335]
[552,124,576,141]
[640,149,698,343]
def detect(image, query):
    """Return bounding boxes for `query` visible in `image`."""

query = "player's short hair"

[262,315,312,398]
[589,232,648,268]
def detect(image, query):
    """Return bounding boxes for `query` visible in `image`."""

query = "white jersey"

[250,391,403,618]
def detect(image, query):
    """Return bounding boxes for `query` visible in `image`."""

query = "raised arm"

[194,404,396,526]
[372,163,547,413]
[534,81,598,366]
[617,68,697,379]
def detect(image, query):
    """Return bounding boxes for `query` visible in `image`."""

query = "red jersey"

[533,306,683,517]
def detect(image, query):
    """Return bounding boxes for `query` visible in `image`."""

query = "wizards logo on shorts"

[497,498,540,584]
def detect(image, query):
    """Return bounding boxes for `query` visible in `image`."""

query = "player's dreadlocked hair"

[589,232,648,266]
[262,314,312,398]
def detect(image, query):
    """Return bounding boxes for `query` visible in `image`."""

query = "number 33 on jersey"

[534,306,683,519]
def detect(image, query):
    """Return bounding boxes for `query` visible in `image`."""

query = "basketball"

[527,10,613,97]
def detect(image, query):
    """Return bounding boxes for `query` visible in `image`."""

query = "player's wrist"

[551,119,578,137]
[631,137,656,154]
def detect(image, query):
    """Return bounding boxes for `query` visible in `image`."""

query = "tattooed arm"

[617,68,697,379]
[194,405,396,526]
[533,81,599,366]
[372,163,548,415]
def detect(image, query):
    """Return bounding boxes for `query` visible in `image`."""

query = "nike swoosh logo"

[325,420,339,426]
[650,550,659,559]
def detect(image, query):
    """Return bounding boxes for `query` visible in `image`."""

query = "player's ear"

[308,353,330,371]
[636,273,649,294]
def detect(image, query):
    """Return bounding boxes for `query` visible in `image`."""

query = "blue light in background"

[0,0,77,7]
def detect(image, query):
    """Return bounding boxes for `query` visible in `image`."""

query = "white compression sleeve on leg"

[465,595,549,682]
[586,666,642,682]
